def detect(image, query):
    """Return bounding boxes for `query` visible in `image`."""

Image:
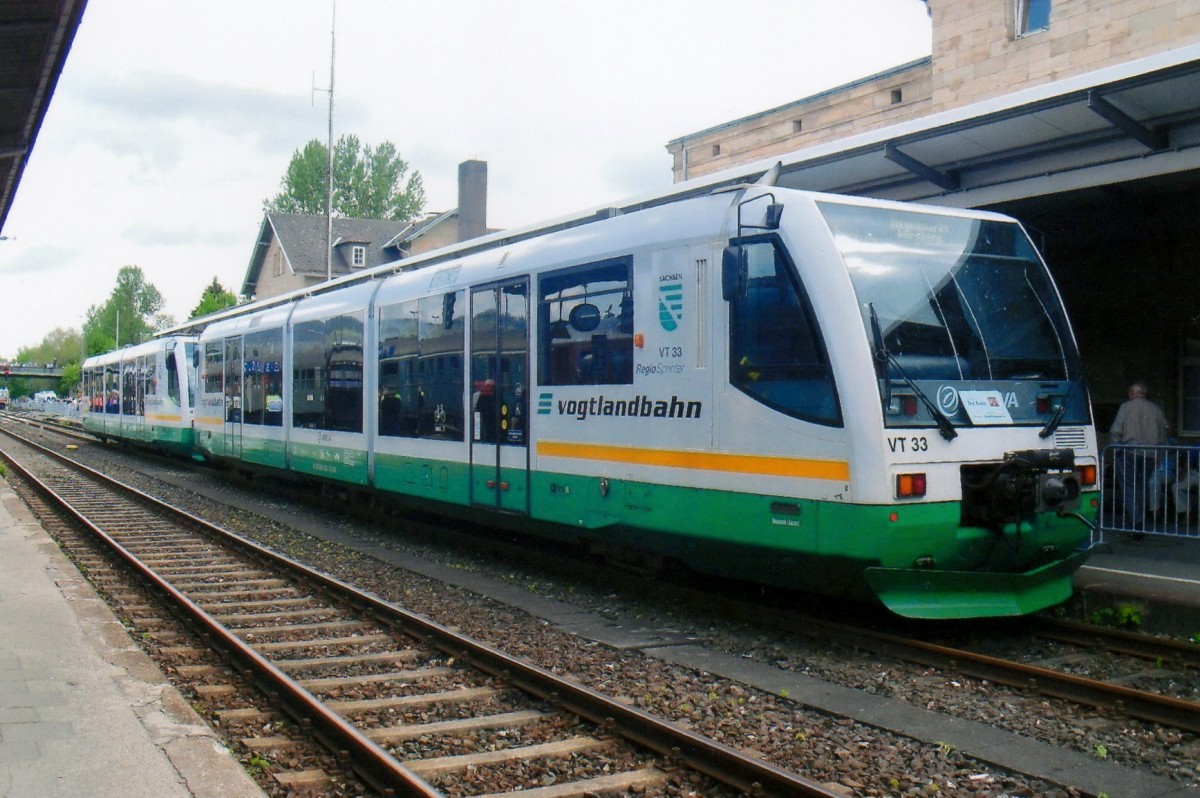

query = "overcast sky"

[0,0,932,359]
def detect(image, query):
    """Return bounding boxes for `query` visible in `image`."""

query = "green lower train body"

[95,424,1095,619]
[363,451,1094,620]
[83,418,196,457]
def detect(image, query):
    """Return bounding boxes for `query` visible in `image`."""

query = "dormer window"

[351,245,367,268]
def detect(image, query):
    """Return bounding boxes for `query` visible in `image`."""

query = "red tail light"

[896,472,927,498]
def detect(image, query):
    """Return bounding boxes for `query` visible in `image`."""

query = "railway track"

[7,415,1199,789]
[0,425,839,797]
[800,615,1200,733]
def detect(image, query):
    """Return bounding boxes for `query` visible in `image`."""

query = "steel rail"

[820,618,1200,734]
[0,427,842,798]
[0,438,443,797]
[1033,616,1200,670]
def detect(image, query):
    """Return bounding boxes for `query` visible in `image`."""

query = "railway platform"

[1073,531,1200,635]
[0,480,262,798]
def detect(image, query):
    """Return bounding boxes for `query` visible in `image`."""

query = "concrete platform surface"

[0,481,263,798]
[1075,531,1200,634]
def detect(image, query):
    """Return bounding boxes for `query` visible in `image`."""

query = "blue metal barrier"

[1099,444,1200,541]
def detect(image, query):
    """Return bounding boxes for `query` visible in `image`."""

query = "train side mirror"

[722,245,748,302]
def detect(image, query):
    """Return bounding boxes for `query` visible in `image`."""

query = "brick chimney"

[457,160,487,242]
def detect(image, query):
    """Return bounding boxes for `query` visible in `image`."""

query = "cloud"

[0,245,78,275]
[124,225,243,248]
[64,70,357,155]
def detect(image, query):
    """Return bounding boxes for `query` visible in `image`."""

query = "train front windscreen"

[819,201,1088,431]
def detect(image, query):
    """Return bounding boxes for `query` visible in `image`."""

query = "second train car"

[80,336,198,454]
[87,183,1099,619]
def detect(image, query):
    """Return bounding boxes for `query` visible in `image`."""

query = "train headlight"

[887,394,918,416]
[895,472,927,498]
[1037,473,1081,513]
[1036,394,1064,414]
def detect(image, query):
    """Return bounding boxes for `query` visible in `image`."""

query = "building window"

[351,245,367,268]
[712,144,721,157]
[1181,358,1200,435]
[272,250,283,277]
[1017,0,1051,34]
[792,119,803,134]
[890,88,903,105]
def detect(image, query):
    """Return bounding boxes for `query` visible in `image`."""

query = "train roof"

[161,173,1017,339]
[81,334,194,369]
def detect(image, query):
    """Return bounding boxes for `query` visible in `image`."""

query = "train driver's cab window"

[538,258,634,386]
[727,239,840,425]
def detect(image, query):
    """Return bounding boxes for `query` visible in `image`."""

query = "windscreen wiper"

[869,303,957,441]
[1038,373,1084,439]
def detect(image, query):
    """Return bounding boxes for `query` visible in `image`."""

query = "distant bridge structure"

[2,363,64,380]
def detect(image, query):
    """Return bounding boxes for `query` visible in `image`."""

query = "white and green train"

[81,336,198,453]
[82,181,1099,619]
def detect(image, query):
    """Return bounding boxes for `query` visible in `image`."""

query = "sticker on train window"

[958,390,1013,425]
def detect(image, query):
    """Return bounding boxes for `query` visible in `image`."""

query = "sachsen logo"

[658,274,684,332]
[538,392,702,421]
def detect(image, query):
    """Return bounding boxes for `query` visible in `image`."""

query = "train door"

[131,354,149,440]
[103,362,119,436]
[120,358,136,437]
[470,279,529,513]
[223,336,243,458]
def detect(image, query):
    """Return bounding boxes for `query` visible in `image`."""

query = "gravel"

[27,430,1200,796]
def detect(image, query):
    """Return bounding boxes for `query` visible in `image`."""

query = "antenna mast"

[325,0,336,281]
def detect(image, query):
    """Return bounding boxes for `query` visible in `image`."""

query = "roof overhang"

[0,0,87,234]
[242,214,278,297]
[683,43,1200,210]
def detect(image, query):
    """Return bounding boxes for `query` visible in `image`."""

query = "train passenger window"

[104,365,119,413]
[203,342,223,398]
[242,329,283,427]
[377,291,466,440]
[538,258,633,386]
[728,239,840,426]
[291,312,364,433]
[122,363,137,415]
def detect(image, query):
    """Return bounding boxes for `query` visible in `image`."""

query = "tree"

[59,362,80,397]
[16,327,81,368]
[82,266,172,356]
[190,277,240,320]
[16,327,83,397]
[264,135,426,221]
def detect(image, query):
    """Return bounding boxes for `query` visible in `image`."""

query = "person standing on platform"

[1110,381,1169,529]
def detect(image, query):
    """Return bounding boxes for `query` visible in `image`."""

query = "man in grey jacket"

[1110,381,1169,529]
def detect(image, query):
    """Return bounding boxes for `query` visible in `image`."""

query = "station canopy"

[0,0,87,234]
[674,43,1200,212]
